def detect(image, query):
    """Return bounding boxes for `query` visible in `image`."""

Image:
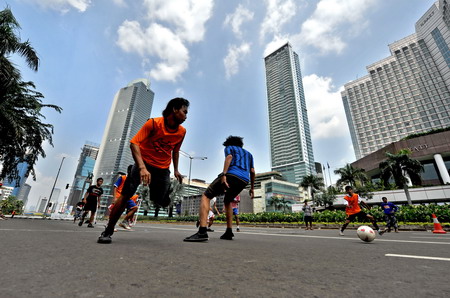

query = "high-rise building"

[264,42,316,184]
[67,142,99,207]
[16,183,31,208]
[93,79,154,216]
[342,1,450,159]
[3,161,29,197]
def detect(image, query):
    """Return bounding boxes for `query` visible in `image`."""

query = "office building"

[3,161,29,197]
[264,42,316,184]
[67,142,99,207]
[93,79,154,216]
[342,1,450,159]
[16,183,31,208]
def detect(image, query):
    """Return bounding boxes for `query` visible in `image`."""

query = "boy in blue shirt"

[184,136,255,242]
[380,197,399,233]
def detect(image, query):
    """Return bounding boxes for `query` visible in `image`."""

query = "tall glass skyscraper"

[67,142,99,207]
[93,79,154,215]
[342,1,450,159]
[264,43,315,184]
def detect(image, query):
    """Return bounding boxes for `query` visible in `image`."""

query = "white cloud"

[117,0,214,82]
[260,0,296,41]
[223,42,251,79]
[263,35,289,57]
[298,0,376,54]
[223,4,254,39]
[303,74,349,139]
[23,0,92,13]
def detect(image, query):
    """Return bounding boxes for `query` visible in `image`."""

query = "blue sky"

[3,0,436,210]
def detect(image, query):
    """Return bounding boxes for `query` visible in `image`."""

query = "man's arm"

[249,168,255,199]
[221,154,233,188]
[130,143,150,185]
[360,200,370,210]
[172,150,183,183]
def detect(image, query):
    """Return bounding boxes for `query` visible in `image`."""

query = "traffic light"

[65,183,69,189]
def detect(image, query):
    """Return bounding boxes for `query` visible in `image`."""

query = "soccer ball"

[357,225,376,242]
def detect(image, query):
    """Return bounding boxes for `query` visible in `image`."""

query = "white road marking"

[410,236,450,240]
[386,254,450,261]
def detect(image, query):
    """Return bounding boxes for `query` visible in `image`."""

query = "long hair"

[162,97,190,118]
[223,136,243,147]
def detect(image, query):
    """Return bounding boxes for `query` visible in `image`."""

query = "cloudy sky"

[3,0,436,210]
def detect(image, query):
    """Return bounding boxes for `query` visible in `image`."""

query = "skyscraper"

[93,79,154,216]
[67,142,99,207]
[3,161,29,197]
[342,1,450,159]
[264,42,315,184]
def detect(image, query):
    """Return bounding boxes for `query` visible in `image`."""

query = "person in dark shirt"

[78,178,103,228]
[380,197,399,233]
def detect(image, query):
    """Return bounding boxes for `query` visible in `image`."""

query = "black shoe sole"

[220,233,234,240]
[183,237,208,242]
[97,237,112,244]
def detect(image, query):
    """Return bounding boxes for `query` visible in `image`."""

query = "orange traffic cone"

[432,214,447,234]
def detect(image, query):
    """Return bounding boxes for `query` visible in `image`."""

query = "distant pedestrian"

[339,186,383,236]
[73,201,85,223]
[231,195,241,232]
[184,135,255,242]
[302,200,314,230]
[10,210,15,218]
[79,178,103,228]
[380,197,399,233]
[98,97,189,244]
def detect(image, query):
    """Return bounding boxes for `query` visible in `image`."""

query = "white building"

[342,1,450,159]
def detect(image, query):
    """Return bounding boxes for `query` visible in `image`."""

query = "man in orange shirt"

[339,186,382,236]
[98,97,189,244]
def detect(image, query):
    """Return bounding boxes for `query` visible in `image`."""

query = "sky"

[2,0,437,211]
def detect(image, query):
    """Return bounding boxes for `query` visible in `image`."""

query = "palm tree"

[0,7,62,184]
[316,186,338,208]
[379,149,423,205]
[168,178,184,217]
[268,195,282,212]
[300,175,324,206]
[334,164,368,187]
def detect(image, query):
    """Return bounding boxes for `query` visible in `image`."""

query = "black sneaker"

[78,220,84,226]
[378,229,386,236]
[206,228,214,232]
[196,220,200,228]
[220,232,234,240]
[184,232,208,242]
[87,223,94,228]
[97,232,112,244]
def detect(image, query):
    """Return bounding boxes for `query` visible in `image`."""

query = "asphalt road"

[1,219,449,297]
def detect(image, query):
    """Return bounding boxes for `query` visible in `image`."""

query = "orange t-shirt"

[130,117,186,169]
[344,193,361,215]
[114,175,127,199]
[130,194,139,203]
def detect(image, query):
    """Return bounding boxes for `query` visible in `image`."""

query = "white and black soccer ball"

[357,225,376,242]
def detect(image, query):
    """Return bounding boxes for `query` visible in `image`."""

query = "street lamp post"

[179,151,207,208]
[43,156,65,218]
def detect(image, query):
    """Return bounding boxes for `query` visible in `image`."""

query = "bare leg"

[199,194,210,228]
[124,206,138,222]
[225,202,233,229]
[105,195,129,235]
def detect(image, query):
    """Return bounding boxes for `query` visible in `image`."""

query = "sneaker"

[378,229,385,236]
[196,220,200,228]
[97,232,112,244]
[78,220,84,226]
[119,222,131,230]
[339,230,344,236]
[220,232,234,240]
[394,228,399,233]
[236,227,240,232]
[206,228,214,232]
[87,223,94,228]
[184,232,208,242]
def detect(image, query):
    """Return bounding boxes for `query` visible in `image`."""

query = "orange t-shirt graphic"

[344,193,361,215]
[130,117,186,169]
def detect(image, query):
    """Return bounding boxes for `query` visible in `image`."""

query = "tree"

[334,164,368,188]
[0,195,24,214]
[268,195,282,212]
[379,149,424,205]
[315,186,337,208]
[168,178,184,217]
[299,174,324,206]
[0,7,62,184]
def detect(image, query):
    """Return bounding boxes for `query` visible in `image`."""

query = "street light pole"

[179,150,207,204]
[43,156,65,218]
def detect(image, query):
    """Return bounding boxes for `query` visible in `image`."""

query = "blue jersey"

[224,146,254,183]
[381,202,398,214]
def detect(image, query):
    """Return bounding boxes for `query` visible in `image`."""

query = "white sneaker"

[119,222,131,230]
[339,230,344,236]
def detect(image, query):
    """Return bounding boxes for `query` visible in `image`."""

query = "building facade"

[67,142,99,207]
[3,161,30,197]
[342,1,450,159]
[16,183,31,208]
[264,43,316,184]
[93,79,154,216]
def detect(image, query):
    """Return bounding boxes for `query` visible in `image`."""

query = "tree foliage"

[334,164,368,188]
[299,174,324,205]
[0,195,24,214]
[0,7,62,184]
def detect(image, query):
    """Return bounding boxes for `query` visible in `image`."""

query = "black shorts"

[121,163,171,208]
[304,216,313,224]
[347,211,368,221]
[84,200,97,213]
[204,174,248,204]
